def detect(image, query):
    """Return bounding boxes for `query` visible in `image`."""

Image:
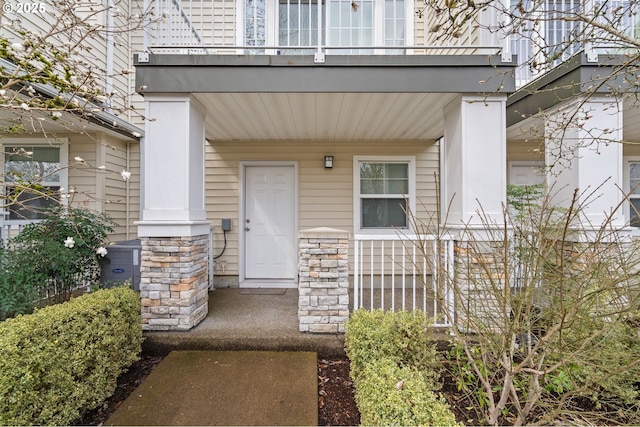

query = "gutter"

[0,57,144,140]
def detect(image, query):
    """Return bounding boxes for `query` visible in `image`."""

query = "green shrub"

[3,206,115,314]
[0,287,142,426]
[546,314,640,406]
[345,309,441,389]
[0,246,42,320]
[355,358,459,426]
[345,310,457,426]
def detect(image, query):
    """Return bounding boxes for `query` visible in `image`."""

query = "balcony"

[141,0,640,88]
[141,0,508,58]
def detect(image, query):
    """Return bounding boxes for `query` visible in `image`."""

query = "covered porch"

[135,52,515,331]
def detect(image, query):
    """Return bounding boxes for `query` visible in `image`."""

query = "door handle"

[245,226,250,231]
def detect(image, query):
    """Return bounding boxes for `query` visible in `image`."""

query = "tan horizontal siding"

[624,143,640,157]
[103,136,139,241]
[68,136,98,210]
[126,142,140,238]
[508,140,544,162]
[206,140,440,278]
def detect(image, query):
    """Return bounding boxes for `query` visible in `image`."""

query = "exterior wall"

[1,0,145,128]
[126,140,141,238]
[67,134,98,209]
[205,139,440,283]
[508,140,544,162]
[0,133,138,241]
[67,133,138,241]
[624,143,640,157]
[103,135,140,241]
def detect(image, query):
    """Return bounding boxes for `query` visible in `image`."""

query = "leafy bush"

[0,247,41,319]
[0,206,114,319]
[345,309,441,390]
[355,358,458,426]
[345,309,457,425]
[544,313,640,406]
[0,287,142,426]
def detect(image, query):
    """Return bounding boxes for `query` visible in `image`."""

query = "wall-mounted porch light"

[324,155,334,169]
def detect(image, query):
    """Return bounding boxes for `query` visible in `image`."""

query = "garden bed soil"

[77,352,635,426]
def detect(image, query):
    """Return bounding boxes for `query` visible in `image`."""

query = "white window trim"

[624,156,640,236]
[353,155,416,235]
[0,138,69,219]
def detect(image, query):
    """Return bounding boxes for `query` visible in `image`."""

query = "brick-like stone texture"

[298,228,350,333]
[140,235,209,331]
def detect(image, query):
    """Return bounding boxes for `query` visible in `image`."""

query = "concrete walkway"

[143,288,345,357]
[105,288,342,426]
[105,350,318,426]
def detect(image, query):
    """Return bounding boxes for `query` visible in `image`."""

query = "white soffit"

[507,101,640,144]
[195,92,458,141]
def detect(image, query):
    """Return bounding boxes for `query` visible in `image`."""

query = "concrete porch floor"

[142,288,346,358]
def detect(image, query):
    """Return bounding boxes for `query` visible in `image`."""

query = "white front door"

[244,165,296,282]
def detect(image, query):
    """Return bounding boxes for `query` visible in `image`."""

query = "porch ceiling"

[506,54,640,145]
[195,92,458,141]
[506,98,640,144]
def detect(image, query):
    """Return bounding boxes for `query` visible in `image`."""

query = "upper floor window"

[1,141,68,220]
[354,156,415,232]
[242,0,409,53]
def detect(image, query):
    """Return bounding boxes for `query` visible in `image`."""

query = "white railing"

[145,0,207,53]
[142,0,505,56]
[353,234,455,327]
[511,0,640,87]
[0,217,42,247]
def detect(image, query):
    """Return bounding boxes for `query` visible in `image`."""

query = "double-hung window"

[354,156,415,232]
[242,0,409,54]
[1,140,68,220]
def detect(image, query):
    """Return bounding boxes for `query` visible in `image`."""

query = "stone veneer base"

[298,228,350,333]
[140,235,209,331]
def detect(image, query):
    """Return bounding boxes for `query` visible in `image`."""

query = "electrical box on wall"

[222,218,232,231]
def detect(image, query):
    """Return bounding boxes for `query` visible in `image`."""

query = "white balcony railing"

[142,0,506,57]
[510,0,640,86]
[353,234,455,328]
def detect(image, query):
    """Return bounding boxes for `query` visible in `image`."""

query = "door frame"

[239,160,299,287]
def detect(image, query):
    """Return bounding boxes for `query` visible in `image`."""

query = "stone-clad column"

[298,228,350,333]
[137,94,211,331]
[140,235,209,331]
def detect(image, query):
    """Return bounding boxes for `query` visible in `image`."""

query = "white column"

[137,94,209,237]
[545,96,625,228]
[443,95,507,228]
